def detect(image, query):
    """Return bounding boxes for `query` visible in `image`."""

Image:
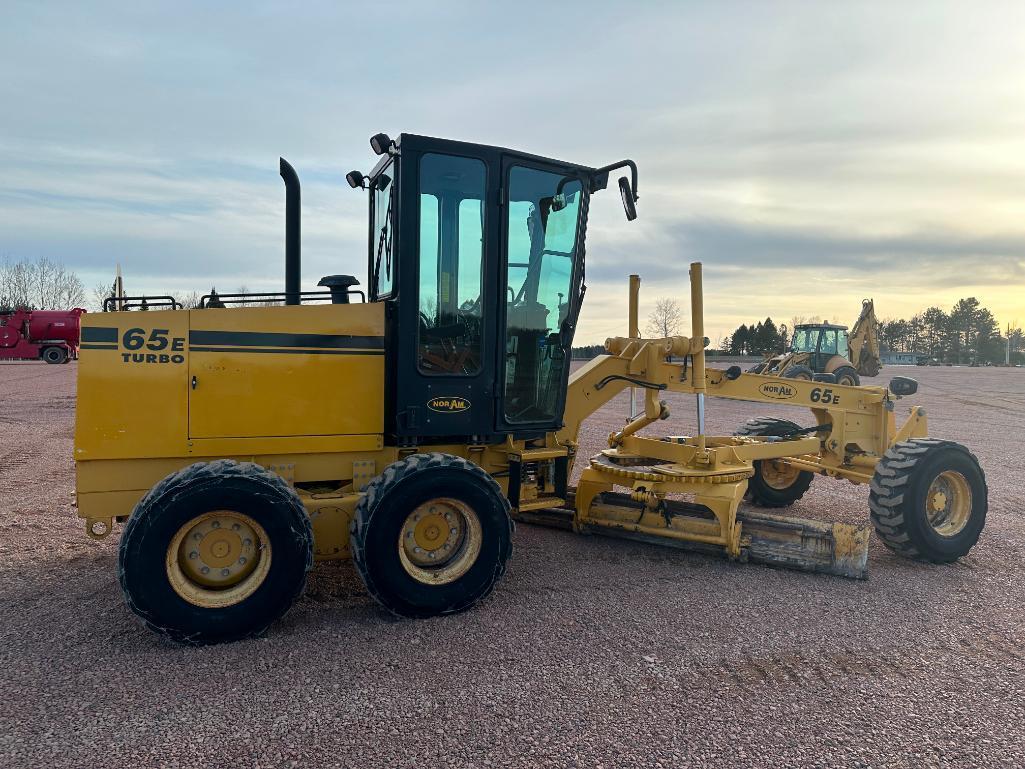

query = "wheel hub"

[925,471,971,537]
[167,510,271,607]
[760,459,801,490]
[398,498,481,584]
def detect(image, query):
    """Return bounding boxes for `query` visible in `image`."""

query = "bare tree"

[1,257,32,308]
[233,285,255,307]
[179,291,202,309]
[93,281,115,312]
[1,256,85,310]
[48,261,86,309]
[645,297,682,338]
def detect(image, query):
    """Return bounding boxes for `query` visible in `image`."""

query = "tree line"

[722,297,1021,365]
[877,299,1021,365]
[572,296,1023,365]
[0,256,86,312]
[722,318,787,356]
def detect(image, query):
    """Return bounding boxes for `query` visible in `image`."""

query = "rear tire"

[351,452,513,618]
[42,346,67,364]
[869,439,986,562]
[783,364,814,381]
[833,365,860,386]
[119,460,314,645]
[735,418,814,507]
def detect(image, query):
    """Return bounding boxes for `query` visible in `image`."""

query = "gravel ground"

[2,361,1024,768]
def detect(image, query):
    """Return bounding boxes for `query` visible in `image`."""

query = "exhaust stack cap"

[318,275,360,305]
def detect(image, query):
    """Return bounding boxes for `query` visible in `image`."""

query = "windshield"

[791,327,818,353]
[503,166,584,423]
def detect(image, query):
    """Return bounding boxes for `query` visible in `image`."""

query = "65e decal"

[120,327,186,364]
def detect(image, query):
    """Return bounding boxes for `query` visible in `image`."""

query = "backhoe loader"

[752,300,882,385]
[73,133,986,644]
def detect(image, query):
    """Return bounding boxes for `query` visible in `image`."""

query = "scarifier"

[73,133,987,644]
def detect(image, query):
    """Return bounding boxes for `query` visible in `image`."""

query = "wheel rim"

[925,471,972,537]
[166,510,272,608]
[838,374,856,386]
[760,459,801,490]
[397,497,482,585]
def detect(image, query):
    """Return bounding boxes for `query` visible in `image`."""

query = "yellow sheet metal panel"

[74,309,190,460]
[187,303,384,439]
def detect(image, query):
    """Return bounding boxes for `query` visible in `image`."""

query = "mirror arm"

[590,159,638,201]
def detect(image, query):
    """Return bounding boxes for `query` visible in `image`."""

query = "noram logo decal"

[758,381,797,400]
[427,397,471,413]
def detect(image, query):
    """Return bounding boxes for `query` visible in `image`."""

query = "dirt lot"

[2,361,1023,768]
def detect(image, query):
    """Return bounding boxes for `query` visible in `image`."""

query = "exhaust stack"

[279,158,301,306]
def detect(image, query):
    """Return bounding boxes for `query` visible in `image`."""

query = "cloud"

[1,1,1024,336]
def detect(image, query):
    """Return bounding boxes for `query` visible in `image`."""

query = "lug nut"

[189,551,198,559]
[201,566,210,574]
[221,568,230,577]
[211,520,221,529]
[238,556,247,565]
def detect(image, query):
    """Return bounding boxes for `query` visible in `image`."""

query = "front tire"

[869,439,987,562]
[734,418,815,507]
[119,460,314,645]
[833,365,860,387]
[783,364,815,381]
[351,452,513,618]
[42,346,67,364]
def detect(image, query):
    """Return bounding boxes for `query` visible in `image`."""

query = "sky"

[2,0,1024,344]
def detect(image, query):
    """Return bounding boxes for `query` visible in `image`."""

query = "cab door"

[391,139,501,439]
[496,158,588,433]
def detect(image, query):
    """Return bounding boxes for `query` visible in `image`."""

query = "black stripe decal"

[189,346,384,356]
[81,327,118,343]
[81,343,118,350]
[189,330,384,349]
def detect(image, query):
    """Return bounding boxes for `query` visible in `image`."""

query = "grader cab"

[73,133,986,645]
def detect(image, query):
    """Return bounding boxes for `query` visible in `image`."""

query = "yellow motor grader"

[751,299,882,385]
[73,133,987,644]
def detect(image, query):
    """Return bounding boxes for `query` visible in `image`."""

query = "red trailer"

[0,308,85,364]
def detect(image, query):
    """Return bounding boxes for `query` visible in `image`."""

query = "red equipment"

[0,308,86,364]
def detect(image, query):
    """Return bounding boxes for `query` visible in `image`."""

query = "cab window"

[371,164,396,297]
[820,329,838,355]
[791,328,816,353]
[416,153,486,375]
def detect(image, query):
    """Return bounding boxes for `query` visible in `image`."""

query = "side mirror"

[618,176,637,221]
[345,170,365,189]
[889,376,918,396]
[370,132,392,155]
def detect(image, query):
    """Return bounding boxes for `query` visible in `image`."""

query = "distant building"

[881,350,929,365]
